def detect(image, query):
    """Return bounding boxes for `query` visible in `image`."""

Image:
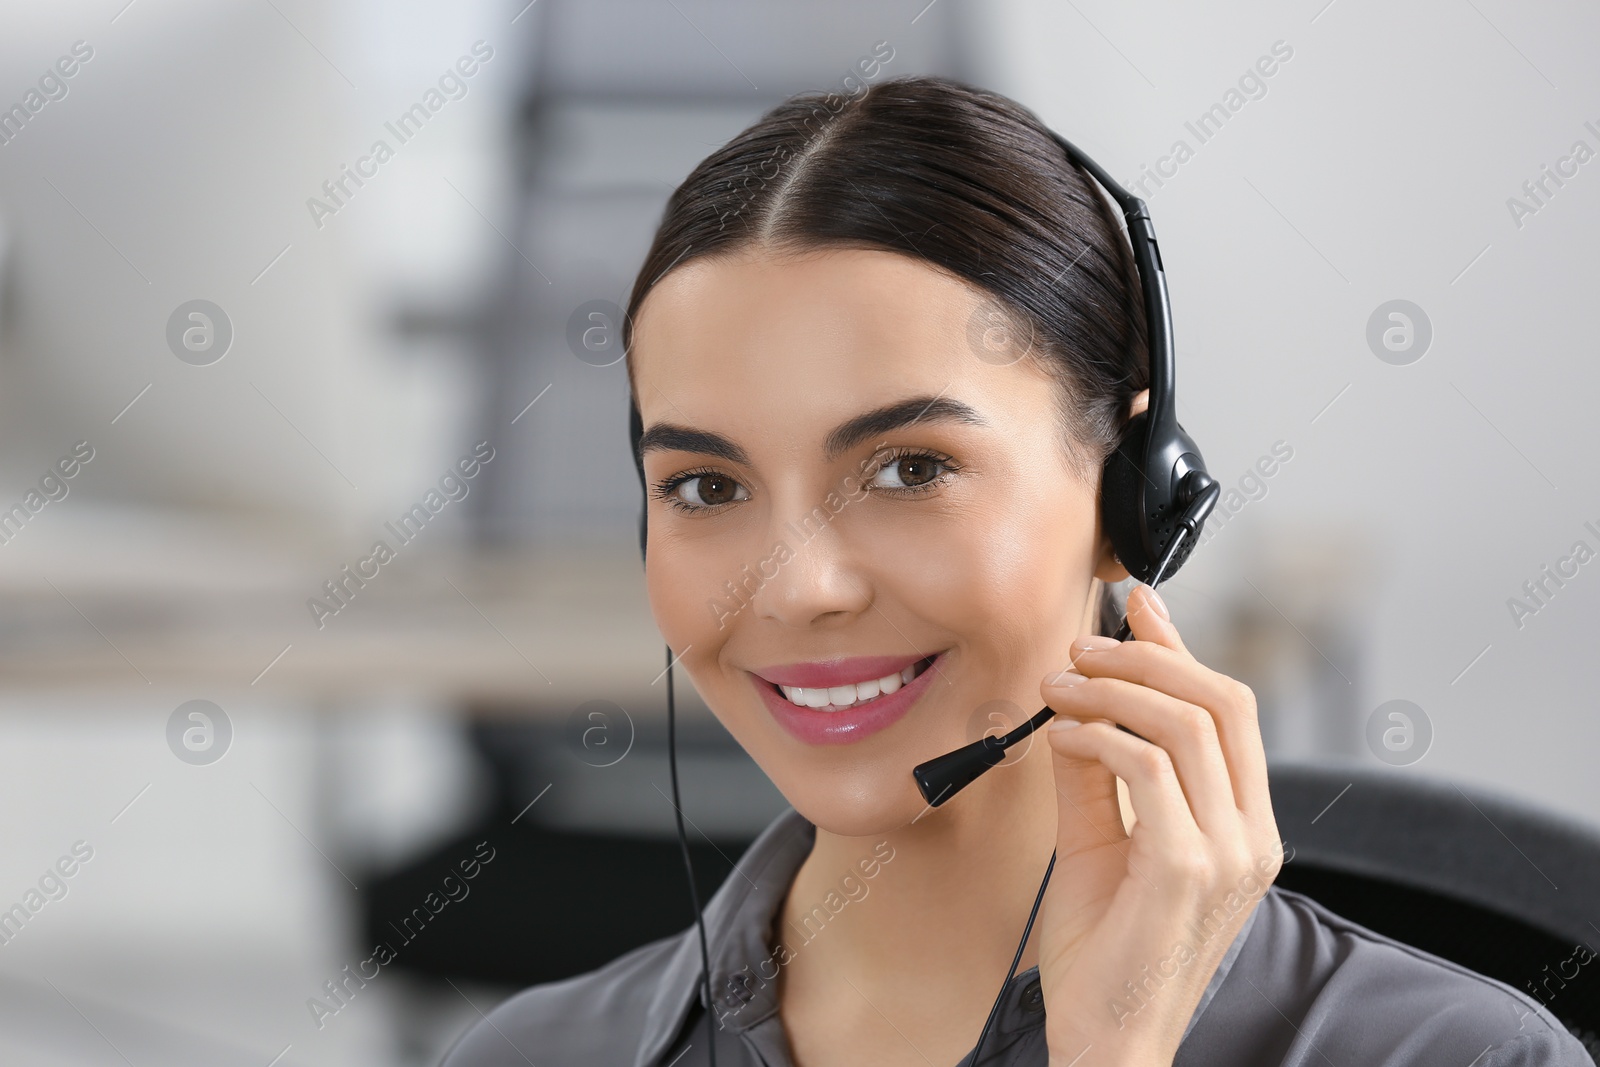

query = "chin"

[788,764,935,837]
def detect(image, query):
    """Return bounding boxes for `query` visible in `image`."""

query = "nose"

[751,499,872,629]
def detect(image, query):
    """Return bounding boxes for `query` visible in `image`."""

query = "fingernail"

[1048,717,1081,732]
[1045,669,1087,688]
[1074,635,1121,654]
[1141,584,1170,621]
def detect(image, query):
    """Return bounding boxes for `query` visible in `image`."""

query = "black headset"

[624,130,1219,1067]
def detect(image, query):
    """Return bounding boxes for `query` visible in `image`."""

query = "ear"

[1093,546,1131,584]
[1092,388,1151,583]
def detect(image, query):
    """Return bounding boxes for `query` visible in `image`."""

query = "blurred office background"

[0,0,1596,1063]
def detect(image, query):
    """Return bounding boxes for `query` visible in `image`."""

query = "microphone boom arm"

[910,480,1219,807]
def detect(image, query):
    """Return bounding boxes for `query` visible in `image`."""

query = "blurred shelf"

[0,509,665,710]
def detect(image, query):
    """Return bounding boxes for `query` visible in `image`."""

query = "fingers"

[1043,672,1235,835]
[1048,716,1129,856]
[1124,583,1188,654]
[1048,719,1195,862]
[1052,590,1271,818]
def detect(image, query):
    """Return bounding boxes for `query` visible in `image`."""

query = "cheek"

[645,529,757,702]
[874,480,1099,673]
[647,540,720,656]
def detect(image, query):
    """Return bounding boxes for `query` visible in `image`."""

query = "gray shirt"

[439,807,1593,1066]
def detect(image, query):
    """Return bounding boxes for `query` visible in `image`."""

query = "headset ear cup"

[1100,411,1150,583]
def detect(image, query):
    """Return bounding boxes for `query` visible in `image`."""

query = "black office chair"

[1268,762,1600,1059]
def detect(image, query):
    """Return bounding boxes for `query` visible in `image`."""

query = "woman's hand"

[1034,584,1283,1066]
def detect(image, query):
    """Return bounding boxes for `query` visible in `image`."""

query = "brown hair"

[624,74,1145,634]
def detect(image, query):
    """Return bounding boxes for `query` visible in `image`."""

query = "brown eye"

[675,473,749,508]
[896,457,938,487]
[697,475,737,504]
[869,452,949,490]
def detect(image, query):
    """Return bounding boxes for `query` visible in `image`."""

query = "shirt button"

[723,973,756,1007]
[1020,978,1044,1014]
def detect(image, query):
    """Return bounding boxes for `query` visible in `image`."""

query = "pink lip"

[751,654,932,689]
[753,652,945,746]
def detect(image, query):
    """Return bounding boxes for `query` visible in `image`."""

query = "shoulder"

[437,931,688,1067]
[1182,886,1594,1066]
[437,807,815,1067]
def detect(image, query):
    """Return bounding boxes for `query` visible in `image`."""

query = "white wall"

[975,0,1600,823]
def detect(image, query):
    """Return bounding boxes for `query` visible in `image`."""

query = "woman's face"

[633,246,1126,837]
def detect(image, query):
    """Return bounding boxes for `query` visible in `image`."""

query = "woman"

[442,76,1589,1066]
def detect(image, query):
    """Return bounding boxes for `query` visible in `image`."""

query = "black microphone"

[910,479,1220,807]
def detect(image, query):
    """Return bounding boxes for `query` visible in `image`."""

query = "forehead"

[631,246,1015,421]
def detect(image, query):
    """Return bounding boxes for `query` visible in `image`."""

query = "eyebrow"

[636,424,752,467]
[636,395,988,467]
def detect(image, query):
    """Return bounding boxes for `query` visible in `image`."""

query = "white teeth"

[780,659,929,712]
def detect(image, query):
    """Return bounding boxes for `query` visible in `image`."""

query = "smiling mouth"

[766,655,938,712]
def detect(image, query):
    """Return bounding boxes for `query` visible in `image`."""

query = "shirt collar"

[635,807,816,1067]
[633,807,1261,1065]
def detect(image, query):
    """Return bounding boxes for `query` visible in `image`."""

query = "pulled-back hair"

[624,74,1146,635]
